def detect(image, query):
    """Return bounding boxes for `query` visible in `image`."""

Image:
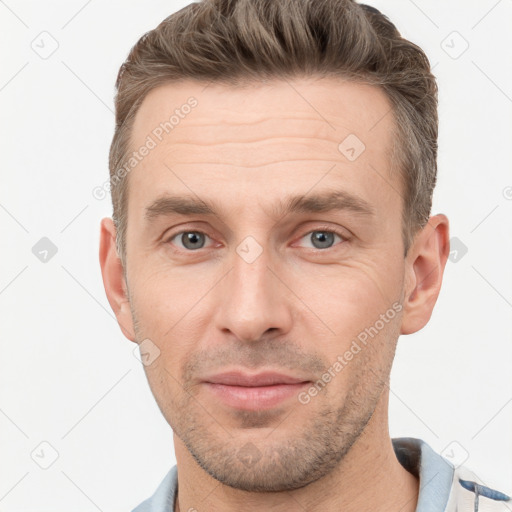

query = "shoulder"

[393,437,510,512]
[132,445,511,512]
[446,465,510,512]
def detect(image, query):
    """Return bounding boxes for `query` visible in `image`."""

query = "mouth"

[202,371,311,411]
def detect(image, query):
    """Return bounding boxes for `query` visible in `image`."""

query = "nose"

[214,244,293,343]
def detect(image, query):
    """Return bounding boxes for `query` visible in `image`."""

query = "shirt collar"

[134,438,455,512]
[393,437,454,512]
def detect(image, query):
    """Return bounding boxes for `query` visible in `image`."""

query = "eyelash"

[164,225,348,252]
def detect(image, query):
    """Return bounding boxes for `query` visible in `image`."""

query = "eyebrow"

[144,190,375,222]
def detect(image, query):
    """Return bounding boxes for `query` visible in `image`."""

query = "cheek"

[129,270,214,378]
[130,265,207,333]
[315,303,402,408]
[291,259,403,341]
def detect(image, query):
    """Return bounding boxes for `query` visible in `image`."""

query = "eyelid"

[163,224,350,252]
[293,224,349,249]
[162,221,215,241]
[165,228,216,250]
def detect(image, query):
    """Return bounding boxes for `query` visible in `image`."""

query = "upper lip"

[203,371,311,387]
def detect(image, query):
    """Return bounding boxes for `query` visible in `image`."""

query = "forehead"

[126,77,400,221]
[131,77,394,149]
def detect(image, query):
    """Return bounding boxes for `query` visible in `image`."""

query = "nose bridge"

[216,238,292,342]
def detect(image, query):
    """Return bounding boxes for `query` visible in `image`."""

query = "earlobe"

[400,214,450,335]
[99,218,136,342]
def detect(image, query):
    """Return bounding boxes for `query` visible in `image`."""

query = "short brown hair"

[109,0,438,267]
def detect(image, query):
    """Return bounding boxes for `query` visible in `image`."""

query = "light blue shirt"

[132,437,509,512]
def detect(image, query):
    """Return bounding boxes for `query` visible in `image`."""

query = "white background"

[1,0,511,510]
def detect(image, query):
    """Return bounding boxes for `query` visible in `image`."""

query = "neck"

[173,393,419,512]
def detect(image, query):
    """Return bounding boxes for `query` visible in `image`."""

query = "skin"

[100,77,450,512]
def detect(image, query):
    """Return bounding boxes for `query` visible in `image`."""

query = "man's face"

[123,77,408,491]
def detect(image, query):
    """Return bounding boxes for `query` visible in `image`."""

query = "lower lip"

[204,382,310,410]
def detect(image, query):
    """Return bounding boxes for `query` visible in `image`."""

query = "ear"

[400,214,450,335]
[99,217,136,342]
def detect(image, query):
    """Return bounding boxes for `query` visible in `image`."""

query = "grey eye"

[179,232,207,250]
[309,231,336,249]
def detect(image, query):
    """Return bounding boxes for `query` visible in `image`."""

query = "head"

[100,0,449,493]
